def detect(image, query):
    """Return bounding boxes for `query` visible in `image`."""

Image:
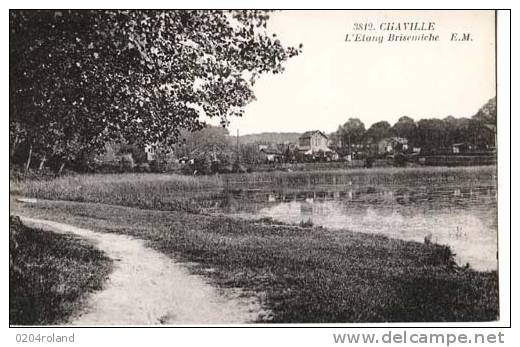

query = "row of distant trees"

[173,97,498,170]
[331,97,496,155]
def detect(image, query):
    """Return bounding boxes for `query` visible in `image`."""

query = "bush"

[233,162,248,174]
[118,144,147,164]
[89,160,121,174]
[180,163,195,175]
[393,153,408,167]
[299,219,314,228]
[426,244,457,268]
[135,163,151,173]
[150,157,181,173]
[192,156,213,175]
[120,154,135,171]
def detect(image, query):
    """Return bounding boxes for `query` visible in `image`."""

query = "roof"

[260,148,282,155]
[483,124,496,132]
[299,130,328,139]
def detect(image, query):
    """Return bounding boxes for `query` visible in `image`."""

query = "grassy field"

[10,166,496,212]
[11,197,499,323]
[9,215,112,325]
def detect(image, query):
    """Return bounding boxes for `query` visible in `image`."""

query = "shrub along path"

[19,216,262,325]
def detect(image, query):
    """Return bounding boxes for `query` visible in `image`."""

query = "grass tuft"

[299,219,314,228]
[9,215,112,325]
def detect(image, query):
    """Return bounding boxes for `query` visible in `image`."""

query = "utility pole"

[236,129,240,163]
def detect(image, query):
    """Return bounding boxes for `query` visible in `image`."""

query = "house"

[298,130,331,154]
[260,147,284,163]
[377,137,409,154]
[144,144,155,161]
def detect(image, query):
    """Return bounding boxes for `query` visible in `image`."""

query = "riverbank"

[11,197,499,323]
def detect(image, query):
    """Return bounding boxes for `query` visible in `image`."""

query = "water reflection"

[223,184,497,271]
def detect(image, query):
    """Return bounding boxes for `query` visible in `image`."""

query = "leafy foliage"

[10,10,300,169]
[392,116,417,143]
[364,121,392,144]
[337,118,366,148]
[330,97,496,153]
[173,125,232,157]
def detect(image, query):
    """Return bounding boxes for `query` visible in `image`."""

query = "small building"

[144,144,155,161]
[298,130,331,153]
[329,151,340,161]
[260,147,283,163]
[377,137,409,154]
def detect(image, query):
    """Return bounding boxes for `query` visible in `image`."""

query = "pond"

[220,181,498,271]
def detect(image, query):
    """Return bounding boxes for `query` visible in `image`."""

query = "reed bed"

[225,166,496,188]
[11,166,496,212]
[11,173,224,211]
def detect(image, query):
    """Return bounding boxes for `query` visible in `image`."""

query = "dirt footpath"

[20,217,262,325]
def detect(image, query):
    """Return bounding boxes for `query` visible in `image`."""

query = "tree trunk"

[10,135,19,157]
[38,155,46,171]
[58,163,65,175]
[25,145,33,173]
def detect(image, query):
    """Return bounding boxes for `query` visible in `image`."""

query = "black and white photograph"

[7,8,509,332]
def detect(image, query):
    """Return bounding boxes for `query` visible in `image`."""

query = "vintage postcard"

[9,9,505,330]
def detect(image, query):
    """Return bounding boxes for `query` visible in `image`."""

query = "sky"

[208,10,496,135]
